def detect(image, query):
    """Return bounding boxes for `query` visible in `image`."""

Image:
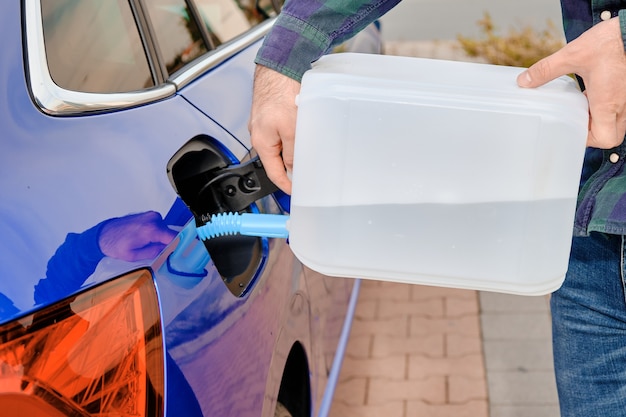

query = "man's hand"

[248,65,301,194]
[517,17,626,149]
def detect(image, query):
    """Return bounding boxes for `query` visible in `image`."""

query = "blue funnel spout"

[197,212,290,240]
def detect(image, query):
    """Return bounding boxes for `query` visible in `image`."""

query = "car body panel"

[176,43,258,145]
[0,2,357,416]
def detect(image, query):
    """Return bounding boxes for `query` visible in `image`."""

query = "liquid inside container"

[288,53,589,296]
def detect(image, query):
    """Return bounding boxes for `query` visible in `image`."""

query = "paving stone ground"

[328,280,489,417]
[328,279,558,417]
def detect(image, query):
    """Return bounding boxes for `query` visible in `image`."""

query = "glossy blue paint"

[1,2,357,417]
[179,45,259,145]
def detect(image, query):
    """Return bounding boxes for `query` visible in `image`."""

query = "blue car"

[0,1,370,416]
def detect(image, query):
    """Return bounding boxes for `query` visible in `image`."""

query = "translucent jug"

[288,53,589,296]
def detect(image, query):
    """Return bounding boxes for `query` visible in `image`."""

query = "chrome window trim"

[24,0,273,116]
[24,0,175,116]
[169,19,274,90]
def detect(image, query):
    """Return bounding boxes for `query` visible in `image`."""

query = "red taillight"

[0,270,164,417]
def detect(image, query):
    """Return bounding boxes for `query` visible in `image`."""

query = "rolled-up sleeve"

[619,9,626,49]
[255,0,401,81]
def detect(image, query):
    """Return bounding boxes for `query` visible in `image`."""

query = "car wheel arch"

[275,342,311,417]
[262,286,314,417]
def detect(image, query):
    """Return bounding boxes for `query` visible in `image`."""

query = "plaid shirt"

[256,0,626,236]
[564,0,626,236]
[255,0,401,81]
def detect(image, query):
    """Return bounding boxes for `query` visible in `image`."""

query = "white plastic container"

[288,53,589,296]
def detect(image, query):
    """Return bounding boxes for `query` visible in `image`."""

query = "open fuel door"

[167,135,279,296]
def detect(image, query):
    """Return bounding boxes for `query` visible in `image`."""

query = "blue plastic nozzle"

[196,212,290,240]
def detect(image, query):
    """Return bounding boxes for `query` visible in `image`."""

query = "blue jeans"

[551,232,626,416]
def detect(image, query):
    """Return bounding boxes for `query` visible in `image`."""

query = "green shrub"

[457,12,565,67]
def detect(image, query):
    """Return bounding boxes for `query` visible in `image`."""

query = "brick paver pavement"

[329,280,488,417]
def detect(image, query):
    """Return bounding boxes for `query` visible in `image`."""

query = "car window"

[194,0,280,46]
[38,0,284,98]
[194,0,251,45]
[142,0,282,76]
[41,0,154,93]
[143,0,210,75]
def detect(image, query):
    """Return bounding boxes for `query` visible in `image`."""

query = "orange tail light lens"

[0,270,164,417]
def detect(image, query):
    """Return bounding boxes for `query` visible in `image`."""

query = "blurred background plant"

[457,12,564,67]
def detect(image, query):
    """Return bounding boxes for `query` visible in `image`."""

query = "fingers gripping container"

[289,53,589,296]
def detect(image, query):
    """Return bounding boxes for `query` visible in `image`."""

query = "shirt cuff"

[255,13,333,82]
[619,9,626,50]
